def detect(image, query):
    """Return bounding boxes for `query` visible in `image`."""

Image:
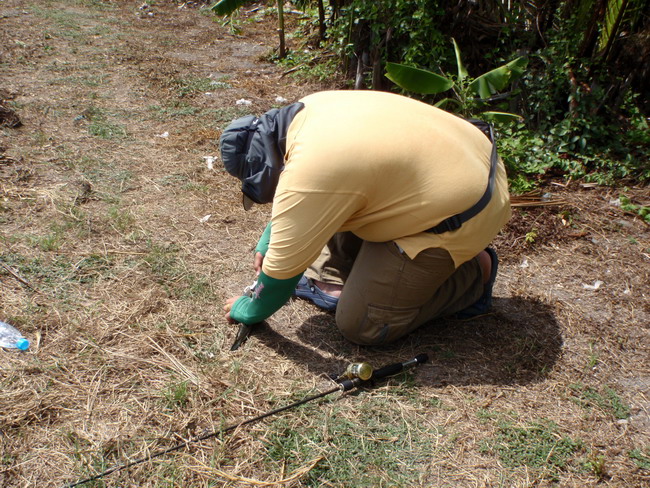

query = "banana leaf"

[434,98,462,109]
[212,0,247,16]
[469,57,528,99]
[385,62,453,95]
[452,39,468,83]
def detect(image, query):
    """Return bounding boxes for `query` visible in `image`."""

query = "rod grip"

[371,353,428,381]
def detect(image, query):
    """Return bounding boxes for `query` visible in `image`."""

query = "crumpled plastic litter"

[203,156,216,170]
[582,280,603,290]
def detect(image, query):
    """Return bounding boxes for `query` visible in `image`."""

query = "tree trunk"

[277,0,286,58]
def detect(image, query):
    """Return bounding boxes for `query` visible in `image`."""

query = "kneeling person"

[220,90,510,345]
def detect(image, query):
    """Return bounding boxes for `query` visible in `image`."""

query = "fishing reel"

[331,362,374,383]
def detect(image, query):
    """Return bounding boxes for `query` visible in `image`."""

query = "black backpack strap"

[426,122,497,234]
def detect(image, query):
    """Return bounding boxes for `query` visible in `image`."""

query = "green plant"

[35,230,64,252]
[524,228,538,245]
[276,49,340,83]
[619,195,650,223]
[481,419,582,480]
[261,400,442,487]
[87,109,127,140]
[212,0,287,57]
[587,341,599,368]
[629,447,650,470]
[170,76,221,98]
[162,380,189,410]
[385,39,527,121]
[569,383,630,419]
[108,205,136,233]
[584,452,607,479]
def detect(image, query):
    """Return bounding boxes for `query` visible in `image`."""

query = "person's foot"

[294,276,340,311]
[478,249,492,284]
[454,248,498,319]
[311,279,343,298]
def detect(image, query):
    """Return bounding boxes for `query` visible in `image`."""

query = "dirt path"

[1,1,649,487]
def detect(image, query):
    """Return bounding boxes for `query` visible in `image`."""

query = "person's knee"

[335,302,420,346]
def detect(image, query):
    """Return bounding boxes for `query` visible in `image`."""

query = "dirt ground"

[1,1,649,487]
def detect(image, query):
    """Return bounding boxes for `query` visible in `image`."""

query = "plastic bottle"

[0,320,30,351]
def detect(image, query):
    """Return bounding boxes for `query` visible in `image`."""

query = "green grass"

[0,251,117,290]
[141,242,213,299]
[88,118,127,140]
[32,229,64,252]
[569,383,630,419]
[169,76,229,98]
[481,418,583,481]
[148,103,200,118]
[162,380,190,410]
[259,397,443,487]
[629,447,650,470]
[147,103,250,124]
[107,205,136,234]
[55,153,134,199]
[49,73,108,87]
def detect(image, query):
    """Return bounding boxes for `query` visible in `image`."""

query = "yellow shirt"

[262,90,511,280]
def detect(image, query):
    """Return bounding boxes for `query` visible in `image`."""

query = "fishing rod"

[63,353,428,488]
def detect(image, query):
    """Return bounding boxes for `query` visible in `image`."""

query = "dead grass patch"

[1,1,649,487]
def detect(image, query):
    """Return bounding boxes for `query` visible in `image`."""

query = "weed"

[158,174,189,187]
[162,380,190,410]
[277,49,340,83]
[524,228,538,245]
[88,118,127,140]
[107,205,136,234]
[143,242,182,279]
[569,383,630,419]
[587,341,599,368]
[619,195,650,223]
[34,230,64,252]
[583,452,608,479]
[139,241,213,299]
[508,173,539,193]
[74,254,115,283]
[148,102,199,118]
[170,77,219,98]
[629,447,650,470]
[481,419,582,481]
[476,409,519,424]
[180,276,212,299]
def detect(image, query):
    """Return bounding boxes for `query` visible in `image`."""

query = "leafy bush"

[326,0,449,85]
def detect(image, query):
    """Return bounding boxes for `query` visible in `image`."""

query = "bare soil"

[1,1,649,487]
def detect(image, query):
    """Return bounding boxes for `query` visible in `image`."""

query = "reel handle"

[371,353,429,381]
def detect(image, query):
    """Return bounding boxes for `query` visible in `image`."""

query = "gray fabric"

[219,102,304,206]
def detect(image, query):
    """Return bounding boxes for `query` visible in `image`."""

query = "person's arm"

[253,222,272,275]
[229,269,302,324]
[255,221,272,256]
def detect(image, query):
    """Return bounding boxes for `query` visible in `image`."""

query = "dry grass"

[1,1,649,487]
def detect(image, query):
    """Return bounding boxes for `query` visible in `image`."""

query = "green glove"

[229,270,302,324]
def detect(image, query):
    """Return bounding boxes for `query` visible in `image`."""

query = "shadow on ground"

[253,296,562,387]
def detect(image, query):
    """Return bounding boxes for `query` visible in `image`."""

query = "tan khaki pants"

[305,232,483,345]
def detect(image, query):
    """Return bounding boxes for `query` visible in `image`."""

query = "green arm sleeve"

[254,222,272,256]
[229,270,302,324]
